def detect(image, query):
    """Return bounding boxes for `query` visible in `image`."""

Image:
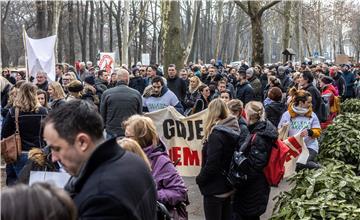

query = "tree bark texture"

[89,1,95,63]
[36,1,47,38]
[68,1,75,65]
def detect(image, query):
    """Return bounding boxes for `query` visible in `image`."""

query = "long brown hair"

[13,82,41,112]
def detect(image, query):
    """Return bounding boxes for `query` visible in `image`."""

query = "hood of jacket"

[248,120,278,140]
[143,140,168,161]
[267,101,285,114]
[212,115,240,140]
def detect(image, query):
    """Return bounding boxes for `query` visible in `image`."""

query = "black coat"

[167,76,187,102]
[1,107,48,151]
[238,117,250,145]
[100,83,142,137]
[65,138,157,220]
[129,76,147,95]
[265,101,286,127]
[233,120,278,217]
[196,119,240,196]
[236,81,255,105]
[303,83,322,119]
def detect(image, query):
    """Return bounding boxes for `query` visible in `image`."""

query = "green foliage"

[341,99,360,114]
[271,160,360,220]
[318,113,360,170]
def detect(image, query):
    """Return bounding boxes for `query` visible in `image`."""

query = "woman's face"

[298,96,312,109]
[125,126,135,139]
[189,78,198,88]
[201,87,210,98]
[16,73,23,81]
[48,86,54,98]
[37,94,46,107]
[220,93,230,103]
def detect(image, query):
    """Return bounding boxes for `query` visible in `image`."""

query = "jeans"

[6,152,28,186]
[203,195,231,220]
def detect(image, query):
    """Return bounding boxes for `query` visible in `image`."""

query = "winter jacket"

[236,81,255,105]
[320,84,338,129]
[238,116,250,145]
[200,73,210,85]
[1,107,48,151]
[333,73,346,97]
[144,143,188,206]
[233,120,278,217]
[129,76,147,95]
[100,82,142,137]
[196,116,240,196]
[343,70,356,98]
[302,83,322,120]
[65,138,157,220]
[265,101,286,127]
[248,75,262,101]
[278,75,292,92]
[167,76,187,102]
[184,89,201,109]
[36,80,49,91]
[49,98,66,110]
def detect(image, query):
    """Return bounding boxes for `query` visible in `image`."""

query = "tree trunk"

[1,1,11,67]
[99,1,104,52]
[317,1,322,55]
[81,1,89,61]
[251,16,264,65]
[183,1,201,64]
[89,1,95,63]
[57,5,63,62]
[68,1,75,65]
[214,1,223,60]
[282,1,292,62]
[109,1,113,52]
[161,1,183,75]
[116,1,122,63]
[36,1,47,38]
[294,1,303,62]
[303,27,312,57]
[233,9,243,61]
[47,1,54,36]
[122,0,129,65]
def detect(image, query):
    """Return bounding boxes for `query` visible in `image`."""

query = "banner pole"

[23,25,29,82]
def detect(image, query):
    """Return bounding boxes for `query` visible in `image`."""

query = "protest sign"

[98,52,116,73]
[146,107,208,177]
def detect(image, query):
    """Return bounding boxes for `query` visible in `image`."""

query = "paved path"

[184,177,293,220]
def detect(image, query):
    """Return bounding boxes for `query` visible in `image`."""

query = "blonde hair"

[204,98,229,140]
[227,99,244,116]
[117,138,152,170]
[64,72,77,81]
[189,76,201,93]
[49,81,65,100]
[244,101,265,125]
[14,82,41,112]
[122,115,159,148]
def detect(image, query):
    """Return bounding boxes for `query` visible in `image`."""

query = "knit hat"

[84,75,95,86]
[67,80,84,93]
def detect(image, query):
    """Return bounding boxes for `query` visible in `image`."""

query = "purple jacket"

[144,144,187,206]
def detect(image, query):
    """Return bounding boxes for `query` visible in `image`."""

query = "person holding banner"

[278,88,321,170]
[196,98,240,220]
[123,115,188,219]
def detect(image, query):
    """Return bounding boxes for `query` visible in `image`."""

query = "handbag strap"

[239,134,255,152]
[15,107,20,134]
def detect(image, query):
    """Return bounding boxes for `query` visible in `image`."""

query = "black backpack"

[317,94,331,122]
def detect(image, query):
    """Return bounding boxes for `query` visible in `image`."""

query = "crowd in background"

[1,58,360,220]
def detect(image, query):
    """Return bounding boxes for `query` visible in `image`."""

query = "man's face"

[208,68,216,77]
[62,76,71,86]
[180,70,188,80]
[218,83,226,93]
[139,67,147,77]
[43,123,84,176]
[147,68,156,78]
[101,72,109,81]
[36,73,46,84]
[201,66,207,74]
[168,67,177,78]
[56,66,62,76]
[152,82,163,95]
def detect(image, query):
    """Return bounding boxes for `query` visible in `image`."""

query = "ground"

[185,177,293,220]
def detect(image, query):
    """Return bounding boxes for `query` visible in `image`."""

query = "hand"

[300,130,308,137]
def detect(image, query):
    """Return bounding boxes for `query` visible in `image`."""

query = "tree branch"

[234,1,250,16]
[128,1,149,43]
[103,1,119,22]
[258,1,281,16]
[1,1,11,24]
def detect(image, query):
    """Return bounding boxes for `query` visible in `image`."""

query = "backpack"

[226,134,291,187]
[317,94,331,122]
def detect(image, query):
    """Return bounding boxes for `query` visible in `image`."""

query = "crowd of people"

[0,58,360,220]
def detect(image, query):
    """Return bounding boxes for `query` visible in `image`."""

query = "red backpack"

[252,135,301,187]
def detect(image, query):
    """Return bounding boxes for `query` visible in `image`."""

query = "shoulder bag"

[1,108,22,164]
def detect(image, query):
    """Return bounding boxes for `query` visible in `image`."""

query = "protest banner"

[145,107,208,177]
[24,31,56,81]
[98,52,116,73]
[283,133,308,178]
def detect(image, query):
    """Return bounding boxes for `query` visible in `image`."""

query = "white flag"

[25,31,57,81]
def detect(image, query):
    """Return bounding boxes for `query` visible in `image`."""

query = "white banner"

[98,52,116,73]
[145,107,208,176]
[25,31,57,81]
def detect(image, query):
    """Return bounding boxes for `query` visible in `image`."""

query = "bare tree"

[183,1,201,64]
[35,1,46,38]
[235,0,280,65]
[1,1,11,67]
